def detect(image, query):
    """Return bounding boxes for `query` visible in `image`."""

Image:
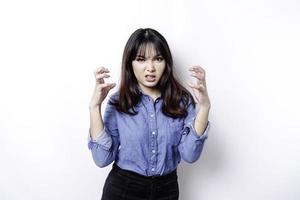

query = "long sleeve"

[178,99,210,163]
[87,98,120,168]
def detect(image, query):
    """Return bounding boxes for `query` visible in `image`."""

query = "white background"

[0,0,299,199]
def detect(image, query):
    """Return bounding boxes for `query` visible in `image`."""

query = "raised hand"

[89,66,116,108]
[188,65,211,108]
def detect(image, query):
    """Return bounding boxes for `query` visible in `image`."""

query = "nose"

[146,60,155,72]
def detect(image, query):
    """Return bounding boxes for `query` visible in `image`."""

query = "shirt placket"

[146,96,160,176]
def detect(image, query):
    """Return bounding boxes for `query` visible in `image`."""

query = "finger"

[95,73,111,84]
[188,82,200,89]
[100,68,109,73]
[189,67,205,75]
[197,80,203,85]
[188,84,201,90]
[95,73,110,80]
[94,67,109,74]
[188,82,206,91]
[192,68,205,75]
[109,83,117,89]
[190,65,204,71]
[189,65,202,71]
[188,82,195,89]
[95,75,109,85]
[189,66,205,74]
[190,72,205,80]
[94,66,104,73]
[101,82,116,89]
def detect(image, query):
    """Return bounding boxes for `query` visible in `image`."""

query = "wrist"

[196,105,210,121]
[89,104,101,110]
[199,104,211,111]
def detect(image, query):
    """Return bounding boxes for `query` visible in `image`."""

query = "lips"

[145,74,156,78]
[145,74,156,82]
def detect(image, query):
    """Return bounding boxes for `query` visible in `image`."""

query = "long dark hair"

[110,28,195,119]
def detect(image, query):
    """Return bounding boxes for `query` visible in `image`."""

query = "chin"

[143,81,158,87]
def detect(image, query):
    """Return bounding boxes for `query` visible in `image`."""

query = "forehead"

[136,42,161,58]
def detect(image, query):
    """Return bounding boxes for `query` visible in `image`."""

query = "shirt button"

[150,114,154,117]
[151,168,155,171]
[152,150,156,153]
[152,131,155,135]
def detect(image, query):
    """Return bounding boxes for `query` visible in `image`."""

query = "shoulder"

[108,91,120,101]
[104,91,120,114]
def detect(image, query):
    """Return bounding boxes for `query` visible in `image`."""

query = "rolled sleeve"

[178,98,211,163]
[87,93,120,168]
[87,128,113,151]
[189,120,210,140]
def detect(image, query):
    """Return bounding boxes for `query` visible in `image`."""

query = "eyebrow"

[135,54,163,58]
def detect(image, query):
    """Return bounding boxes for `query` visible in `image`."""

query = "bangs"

[134,42,163,58]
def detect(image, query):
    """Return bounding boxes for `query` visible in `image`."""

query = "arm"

[179,65,211,163]
[178,101,210,163]
[87,98,119,168]
[194,106,210,137]
[89,105,104,140]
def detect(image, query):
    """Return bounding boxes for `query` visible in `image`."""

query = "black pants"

[101,163,179,200]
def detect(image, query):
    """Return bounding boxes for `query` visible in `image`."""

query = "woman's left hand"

[188,65,211,108]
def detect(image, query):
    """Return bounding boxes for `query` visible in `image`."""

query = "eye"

[156,57,164,62]
[135,57,145,62]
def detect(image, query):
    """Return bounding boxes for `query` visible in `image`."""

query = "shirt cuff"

[189,120,210,140]
[87,128,112,150]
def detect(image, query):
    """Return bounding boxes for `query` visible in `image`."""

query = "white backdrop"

[1,0,299,199]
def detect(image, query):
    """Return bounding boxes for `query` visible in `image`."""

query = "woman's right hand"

[89,66,116,108]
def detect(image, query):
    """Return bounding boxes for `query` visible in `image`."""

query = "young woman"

[88,28,211,200]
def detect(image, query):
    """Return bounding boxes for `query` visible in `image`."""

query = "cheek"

[158,62,166,74]
[132,63,140,73]
[132,65,144,79]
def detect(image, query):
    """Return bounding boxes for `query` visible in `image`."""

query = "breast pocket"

[167,119,184,146]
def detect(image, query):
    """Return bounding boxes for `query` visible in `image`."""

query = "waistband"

[112,162,177,181]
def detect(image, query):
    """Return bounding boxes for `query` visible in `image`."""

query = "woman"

[88,28,211,200]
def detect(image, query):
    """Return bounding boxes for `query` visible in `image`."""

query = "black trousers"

[101,163,179,200]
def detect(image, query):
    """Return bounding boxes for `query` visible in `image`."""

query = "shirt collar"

[137,85,162,102]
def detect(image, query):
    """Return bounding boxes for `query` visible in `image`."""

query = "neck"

[138,84,161,99]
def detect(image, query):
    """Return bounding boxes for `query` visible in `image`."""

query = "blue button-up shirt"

[87,89,210,176]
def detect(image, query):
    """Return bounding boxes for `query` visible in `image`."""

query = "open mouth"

[145,75,156,82]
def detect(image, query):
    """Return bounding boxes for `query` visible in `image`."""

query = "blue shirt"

[87,89,210,176]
